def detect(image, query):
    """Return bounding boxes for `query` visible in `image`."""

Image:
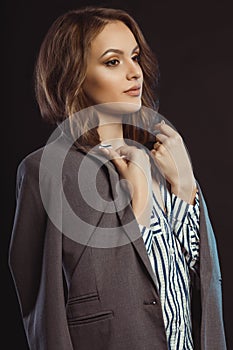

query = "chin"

[94,101,142,116]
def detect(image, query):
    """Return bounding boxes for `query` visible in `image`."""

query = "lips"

[124,85,141,96]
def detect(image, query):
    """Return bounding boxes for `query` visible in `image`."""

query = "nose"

[126,60,142,80]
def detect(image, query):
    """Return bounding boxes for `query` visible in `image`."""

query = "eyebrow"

[99,45,139,59]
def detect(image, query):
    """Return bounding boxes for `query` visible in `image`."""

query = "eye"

[132,53,141,62]
[105,59,120,67]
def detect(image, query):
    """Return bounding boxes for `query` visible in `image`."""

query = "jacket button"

[144,299,157,305]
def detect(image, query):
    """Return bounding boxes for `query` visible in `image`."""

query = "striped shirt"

[138,183,200,350]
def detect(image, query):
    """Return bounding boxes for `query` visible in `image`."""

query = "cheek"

[86,68,120,92]
[90,77,109,91]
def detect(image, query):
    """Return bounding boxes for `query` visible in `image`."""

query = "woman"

[9,7,226,350]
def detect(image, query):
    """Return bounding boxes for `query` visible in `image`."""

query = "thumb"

[100,148,127,172]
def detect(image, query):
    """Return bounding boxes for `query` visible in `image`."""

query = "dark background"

[3,1,233,348]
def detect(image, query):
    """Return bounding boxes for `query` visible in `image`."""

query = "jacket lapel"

[103,157,159,292]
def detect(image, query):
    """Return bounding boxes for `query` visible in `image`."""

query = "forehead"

[90,21,138,55]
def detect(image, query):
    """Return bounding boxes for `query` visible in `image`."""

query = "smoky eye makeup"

[104,58,120,67]
[104,51,141,67]
[132,52,141,61]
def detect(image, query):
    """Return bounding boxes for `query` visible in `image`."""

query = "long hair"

[34,6,160,150]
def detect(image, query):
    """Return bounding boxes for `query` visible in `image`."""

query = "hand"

[151,121,196,204]
[100,145,153,226]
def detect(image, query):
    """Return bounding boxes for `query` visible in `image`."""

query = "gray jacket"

[9,135,227,349]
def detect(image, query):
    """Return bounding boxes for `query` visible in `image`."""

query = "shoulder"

[17,146,44,180]
[17,135,108,182]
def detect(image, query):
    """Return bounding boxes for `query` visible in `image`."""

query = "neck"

[97,112,126,149]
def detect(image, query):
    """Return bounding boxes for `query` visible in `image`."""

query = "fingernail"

[99,144,112,149]
[161,119,165,125]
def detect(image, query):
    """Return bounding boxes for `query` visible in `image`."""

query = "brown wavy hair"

[34,6,160,150]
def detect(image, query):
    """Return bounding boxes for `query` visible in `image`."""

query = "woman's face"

[83,21,143,113]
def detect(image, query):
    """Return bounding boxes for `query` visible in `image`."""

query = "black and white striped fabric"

[139,184,200,350]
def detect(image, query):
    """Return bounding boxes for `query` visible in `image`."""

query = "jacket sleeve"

[196,183,227,350]
[8,156,74,350]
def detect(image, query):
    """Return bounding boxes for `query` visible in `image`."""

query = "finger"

[151,143,167,157]
[153,141,162,151]
[154,121,178,137]
[100,148,128,170]
[150,149,166,177]
[115,145,137,159]
[155,133,167,143]
[99,147,123,158]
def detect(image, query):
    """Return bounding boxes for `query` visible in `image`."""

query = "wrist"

[132,193,153,227]
[171,180,197,205]
[132,188,152,208]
